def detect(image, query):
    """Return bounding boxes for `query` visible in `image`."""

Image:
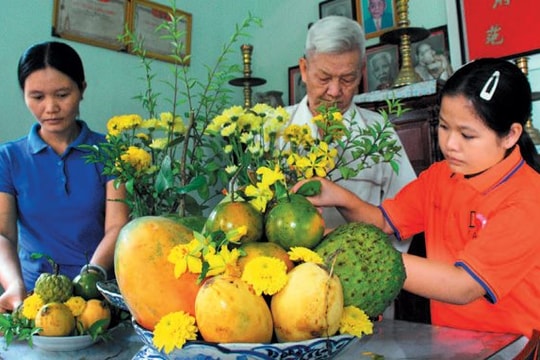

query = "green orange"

[265,197,325,250]
[205,201,264,244]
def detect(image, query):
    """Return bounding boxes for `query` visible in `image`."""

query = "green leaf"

[296,180,321,197]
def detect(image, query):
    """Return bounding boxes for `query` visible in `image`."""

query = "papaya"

[114,216,202,331]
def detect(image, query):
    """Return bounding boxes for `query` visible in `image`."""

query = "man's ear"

[299,57,308,82]
[80,81,87,100]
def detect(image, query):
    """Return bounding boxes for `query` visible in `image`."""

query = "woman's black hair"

[17,41,85,91]
[441,58,540,173]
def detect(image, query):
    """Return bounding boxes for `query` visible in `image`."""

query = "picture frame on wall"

[319,0,356,20]
[52,0,129,51]
[288,65,307,105]
[130,0,192,64]
[356,0,397,39]
[411,25,454,82]
[456,0,540,62]
[363,43,399,93]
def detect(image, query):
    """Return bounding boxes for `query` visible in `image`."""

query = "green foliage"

[81,0,263,218]
[0,312,40,349]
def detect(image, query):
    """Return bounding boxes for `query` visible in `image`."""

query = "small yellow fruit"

[77,299,111,331]
[271,262,343,342]
[35,302,76,337]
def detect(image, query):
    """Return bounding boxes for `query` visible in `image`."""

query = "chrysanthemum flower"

[339,306,373,337]
[241,256,288,296]
[120,146,152,172]
[288,247,323,264]
[21,293,44,320]
[153,311,198,354]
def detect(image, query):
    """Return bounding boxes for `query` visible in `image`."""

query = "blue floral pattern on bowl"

[96,279,130,311]
[132,318,355,360]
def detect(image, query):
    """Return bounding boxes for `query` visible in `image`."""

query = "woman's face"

[438,94,518,175]
[23,67,83,136]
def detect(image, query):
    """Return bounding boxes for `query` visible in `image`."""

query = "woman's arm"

[88,181,129,276]
[0,193,26,312]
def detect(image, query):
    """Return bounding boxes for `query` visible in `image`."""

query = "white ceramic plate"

[31,333,97,351]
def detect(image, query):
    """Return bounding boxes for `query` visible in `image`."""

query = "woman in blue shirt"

[0,41,129,312]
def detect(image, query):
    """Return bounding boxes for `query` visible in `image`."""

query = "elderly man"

[286,16,416,233]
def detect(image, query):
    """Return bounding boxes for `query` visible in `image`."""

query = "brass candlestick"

[515,57,540,145]
[380,0,429,88]
[229,44,266,108]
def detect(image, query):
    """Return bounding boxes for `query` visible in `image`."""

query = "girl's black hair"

[441,58,540,173]
[17,41,85,91]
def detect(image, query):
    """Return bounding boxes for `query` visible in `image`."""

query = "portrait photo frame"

[129,0,192,64]
[363,43,399,93]
[319,0,357,20]
[52,0,129,51]
[456,0,540,62]
[356,0,397,40]
[288,65,307,105]
[411,25,453,82]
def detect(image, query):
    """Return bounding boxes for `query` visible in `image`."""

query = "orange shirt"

[382,147,540,337]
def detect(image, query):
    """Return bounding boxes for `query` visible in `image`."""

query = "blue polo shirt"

[0,120,113,289]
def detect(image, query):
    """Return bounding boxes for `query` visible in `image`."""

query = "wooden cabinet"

[355,87,442,176]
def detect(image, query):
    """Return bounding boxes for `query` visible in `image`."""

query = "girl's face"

[23,67,84,137]
[438,94,520,175]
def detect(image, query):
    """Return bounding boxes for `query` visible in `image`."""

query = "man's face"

[368,0,386,19]
[372,56,391,83]
[299,50,362,114]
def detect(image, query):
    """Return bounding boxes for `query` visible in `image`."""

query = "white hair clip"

[479,70,500,101]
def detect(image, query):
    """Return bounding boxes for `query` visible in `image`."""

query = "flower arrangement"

[81,2,263,218]
[205,99,406,211]
[142,100,408,354]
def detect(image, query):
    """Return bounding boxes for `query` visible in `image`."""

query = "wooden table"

[0,319,524,360]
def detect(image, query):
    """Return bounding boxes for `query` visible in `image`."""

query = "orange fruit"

[205,201,264,244]
[35,302,76,337]
[77,299,111,331]
[265,198,325,250]
[238,242,295,273]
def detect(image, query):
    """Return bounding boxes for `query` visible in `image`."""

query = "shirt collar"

[452,146,524,194]
[27,120,91,155]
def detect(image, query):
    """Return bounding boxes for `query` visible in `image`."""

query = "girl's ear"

[504,123,523,149]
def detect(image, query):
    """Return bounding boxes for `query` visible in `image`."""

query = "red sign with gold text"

[460,0,540,60]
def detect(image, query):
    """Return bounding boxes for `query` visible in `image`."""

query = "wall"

[1,0,538,144]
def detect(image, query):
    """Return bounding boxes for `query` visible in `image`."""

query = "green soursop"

[315,222,406,318]
[33,255,73,303]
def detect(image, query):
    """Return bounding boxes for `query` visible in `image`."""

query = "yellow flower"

[107,114,143,136]
[241,256,288,296]
[257,165,285,187]
[205,245,242,277]
[64,296,87,317]
[21,293,44,320]
[288,247,323,264]
[339,306,373,337]
[168,240,203,277]
[245,183,273,212]
[120,146,152,172]
[225,165,238,174]
[149,137,168,150]
[153,311,198,354]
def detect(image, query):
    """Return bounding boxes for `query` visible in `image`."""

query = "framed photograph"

[456,0,540,62]
[129,0,192,64]
[411,26,454,82]
[319,0,356,20]
[52,0,129,51]
[288,65,307,105]
[363,43,399,93]
[356,0,397,40]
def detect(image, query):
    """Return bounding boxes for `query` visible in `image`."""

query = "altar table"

[0,319,525,360]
